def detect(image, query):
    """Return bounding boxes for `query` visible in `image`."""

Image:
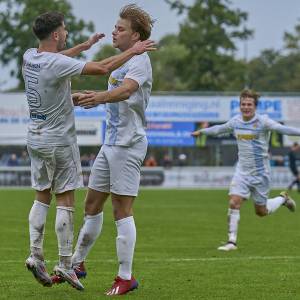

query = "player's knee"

[229,198,242,209]
[113,207,132,220]
[255,209,267,217]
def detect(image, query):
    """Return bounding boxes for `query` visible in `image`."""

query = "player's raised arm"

[60,33,105,57]
[81,39,156,76]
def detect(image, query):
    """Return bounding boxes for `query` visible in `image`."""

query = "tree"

[284,23,300,53]
[245,18,300,92]
[247,50,300,92]
[165,0,252,90]
[149,34,190,91]
[0,0,94,89]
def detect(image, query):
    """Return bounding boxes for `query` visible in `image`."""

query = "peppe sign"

[230,98,282,120]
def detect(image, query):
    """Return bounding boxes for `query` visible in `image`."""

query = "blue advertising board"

[146,122,195,146]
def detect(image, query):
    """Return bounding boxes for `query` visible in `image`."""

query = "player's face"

[112,18,139,51]
[240,97,256,121]
[56,22,68,51]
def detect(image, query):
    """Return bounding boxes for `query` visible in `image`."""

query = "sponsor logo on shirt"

[237,134,257,140]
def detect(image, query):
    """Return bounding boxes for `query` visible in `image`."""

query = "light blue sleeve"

[200,118,235,136]
[264,116,300,136]
[124,54,149,87]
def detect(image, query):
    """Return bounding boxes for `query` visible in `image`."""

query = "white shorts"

[27,143,83,194]
[229,171,270,205]
[88,137,148,196]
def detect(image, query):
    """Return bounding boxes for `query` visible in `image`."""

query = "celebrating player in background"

[22,11,155,290]
[192,89,300,251]
[56,4,154,296]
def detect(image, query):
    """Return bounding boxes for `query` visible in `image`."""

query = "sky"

[1,0,300,90]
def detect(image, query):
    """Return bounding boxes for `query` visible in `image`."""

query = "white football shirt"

[200,114,300,176]
[22,48,86,146]
[104,53,152,146]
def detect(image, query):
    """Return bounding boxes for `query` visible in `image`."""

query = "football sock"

[228,208,240,244]
[29,200,50,261]
[116,216,136,280]
[55,206,74,269]
[267,196,285,214]
[72,212,103,265]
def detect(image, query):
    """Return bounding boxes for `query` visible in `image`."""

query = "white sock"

[116,216,136,280]
[29,200,49,261]
[72,212,103,265]
[267,196,285,214]
[55,206,74,269]
[228,209,240,244]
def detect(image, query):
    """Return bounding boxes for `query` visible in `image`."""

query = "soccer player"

[287,142,300,192]
[191,89,299,251]
[53,4,154,295]
[23,11,155,290]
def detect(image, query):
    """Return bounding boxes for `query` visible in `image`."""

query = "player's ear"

[52,31,59,41]
[132,31,140,42]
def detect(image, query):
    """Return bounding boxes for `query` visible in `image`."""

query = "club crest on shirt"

[108,76,118,85]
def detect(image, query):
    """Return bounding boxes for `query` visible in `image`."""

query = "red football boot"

[105,276,138,296]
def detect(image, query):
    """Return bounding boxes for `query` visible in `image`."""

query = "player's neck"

[242,114,255,122]
[119,41,138,52]
[38,41,59,53]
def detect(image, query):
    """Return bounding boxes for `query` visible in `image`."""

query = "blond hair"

[120,4,154,40]
[240,89,260,106]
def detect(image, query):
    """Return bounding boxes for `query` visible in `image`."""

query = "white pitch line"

[4,256,300,264]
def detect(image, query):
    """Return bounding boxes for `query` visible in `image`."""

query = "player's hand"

[191,130,201,137]
[132,40,156,54]
[82,33,105,50]
[78,91,107,109]
[72,92,85,106]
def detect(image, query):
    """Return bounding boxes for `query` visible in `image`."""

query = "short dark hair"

[240,89,260,106]
[33,11,64,40]
[119,4,154,41]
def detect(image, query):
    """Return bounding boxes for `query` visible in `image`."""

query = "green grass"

[0,189,300,299]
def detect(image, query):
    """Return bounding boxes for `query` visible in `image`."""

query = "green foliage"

[149,34,190,91]
[0,0,94,88]
[72,44,118,91]
[164,0,252,91]
[284,23,300,52]
[247,49,300,92]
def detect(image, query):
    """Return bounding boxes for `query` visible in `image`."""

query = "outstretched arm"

[59,33,105,57]
[60,33,105,57]
[191,121,234,137]
[81,40,156,75]
[265,118,300,136]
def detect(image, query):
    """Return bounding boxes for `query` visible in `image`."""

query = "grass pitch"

[0,189,300,300]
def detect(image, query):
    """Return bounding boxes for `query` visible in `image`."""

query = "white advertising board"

[0,93,299,145]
